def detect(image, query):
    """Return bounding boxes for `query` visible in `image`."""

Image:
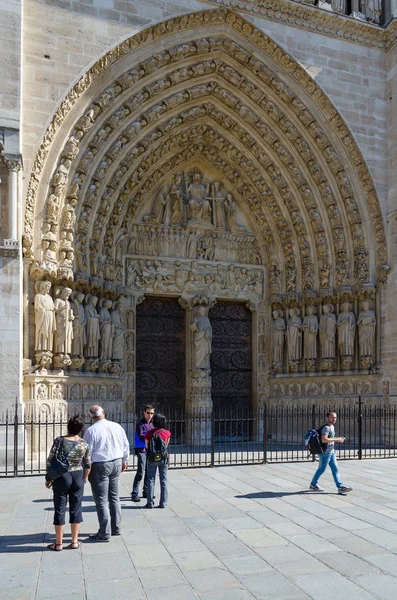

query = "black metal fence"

[1,397,397,477]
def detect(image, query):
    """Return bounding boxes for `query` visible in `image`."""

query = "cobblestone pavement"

[1,458,397,599]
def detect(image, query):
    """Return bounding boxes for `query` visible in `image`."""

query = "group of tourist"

[45,404,170,550]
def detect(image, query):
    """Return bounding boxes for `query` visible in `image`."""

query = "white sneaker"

[309,484,324,491]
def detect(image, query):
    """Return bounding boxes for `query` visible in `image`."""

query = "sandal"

[47,543,62,551]
[66,541,81,549]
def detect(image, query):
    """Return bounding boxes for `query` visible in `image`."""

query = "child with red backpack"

[144,413,171,508]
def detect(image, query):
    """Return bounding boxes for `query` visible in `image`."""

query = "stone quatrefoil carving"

[24,9,388,300]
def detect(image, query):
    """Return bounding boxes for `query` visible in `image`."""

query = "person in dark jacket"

[45,415,91,551]
[131,405,154,502]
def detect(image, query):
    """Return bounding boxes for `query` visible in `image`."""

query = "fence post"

[263,405,267,464]
[13,408,19,477]
[210,409,215,467]
[311,403,316,462]
[358,395,363,460]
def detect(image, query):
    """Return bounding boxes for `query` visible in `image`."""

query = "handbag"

[46,437,78,482]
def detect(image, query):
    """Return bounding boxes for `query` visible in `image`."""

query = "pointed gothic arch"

[23,8,388,414]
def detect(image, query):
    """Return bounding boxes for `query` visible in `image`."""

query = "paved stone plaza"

[1,458,397,599]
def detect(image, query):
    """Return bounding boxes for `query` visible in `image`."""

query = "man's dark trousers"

[132,451,147,498]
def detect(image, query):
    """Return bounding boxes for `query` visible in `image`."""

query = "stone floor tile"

[145,584,198,600]
[363,553,397,577]
[0,588,34,600]
[85,578,145,600]
[275,557,331,577]
[161,533,207,553]
[218,516,265,531]
[352,575,397,600]
[198,589,255,600]
[137,564,188,589]
[83,551,137,582]
[254,543,312,565]
[127,542,175,567]
[314,550,381,577]
[221,554,274,575]
[240,571,306,599]
[291,571,380,600]
[173,549,222,571]
[185,567,242,592]
[0,566,38,590]
[353,527,397,550]
[205,539,256,558]
[234,527,288,548]
[330,534,385,555]
[286,533,343,554]
[36,574,84,599]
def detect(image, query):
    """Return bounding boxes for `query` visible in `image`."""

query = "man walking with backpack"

[144,413,171,509]
[131,405,154,502]
[310,411,353,495]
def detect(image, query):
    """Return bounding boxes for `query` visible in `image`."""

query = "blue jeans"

[147,458,168,507]
[89,459,122,538]
[311,452,343,489]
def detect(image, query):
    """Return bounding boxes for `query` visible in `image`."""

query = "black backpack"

[148,429,167,462]
[305,424,327,456]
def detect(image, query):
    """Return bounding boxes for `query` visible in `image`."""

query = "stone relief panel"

[125,257,264,301]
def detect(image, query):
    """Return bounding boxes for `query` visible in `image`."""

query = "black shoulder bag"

[46,437,78,482]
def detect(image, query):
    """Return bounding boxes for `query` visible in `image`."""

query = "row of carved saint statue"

[272,300,376,373]
[34,280,125,373]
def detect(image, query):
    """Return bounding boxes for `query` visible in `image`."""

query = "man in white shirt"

[84,405,130,541]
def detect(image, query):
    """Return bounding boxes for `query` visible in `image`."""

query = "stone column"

[124,294,142,414]
[181,295,216,445]
[3,155,22,246]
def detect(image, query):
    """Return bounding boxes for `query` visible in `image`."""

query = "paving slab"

[2,458,397,599]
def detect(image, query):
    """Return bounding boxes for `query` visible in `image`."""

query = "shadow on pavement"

[235,490,330,499]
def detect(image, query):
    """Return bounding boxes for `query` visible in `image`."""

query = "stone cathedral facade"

[1,0,397,417]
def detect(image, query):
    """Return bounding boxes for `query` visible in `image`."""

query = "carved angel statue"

[34,280,56,353]
[190,305,212,370]
[357,299,376,357]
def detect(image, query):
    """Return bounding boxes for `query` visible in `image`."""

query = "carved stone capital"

[3,154,22,172]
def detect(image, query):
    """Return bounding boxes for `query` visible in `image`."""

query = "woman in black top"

[45,415,91,550]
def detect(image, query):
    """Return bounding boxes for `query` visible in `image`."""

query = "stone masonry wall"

[0,0,21,129]
[249,16,388,216]
[0,253,21,414]
[22,0,204,183]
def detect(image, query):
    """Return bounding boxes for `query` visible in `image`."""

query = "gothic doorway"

[210,302,252,411]
[136,297,185,410]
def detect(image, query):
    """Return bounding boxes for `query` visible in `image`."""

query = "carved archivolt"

[24,8,388,298]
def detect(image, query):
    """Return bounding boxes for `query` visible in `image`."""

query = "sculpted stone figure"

[272,309,285,369]
[319,304,336,359]
[337,302,356,357]
[170,174,184,224]
[149,183,169,224]
[111,302,125,361]
[286,308,302,362]
[224,193,241,233]
[99,299,114,360]
[212,181,226,229]
[84,295,100,358]
[53,286,74,356]
[357,300,376,358]
[302,306,318,369]
[187,173,212,225]
[191,305,212,370]
[71,291,86,357]
[34,280,56,353]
